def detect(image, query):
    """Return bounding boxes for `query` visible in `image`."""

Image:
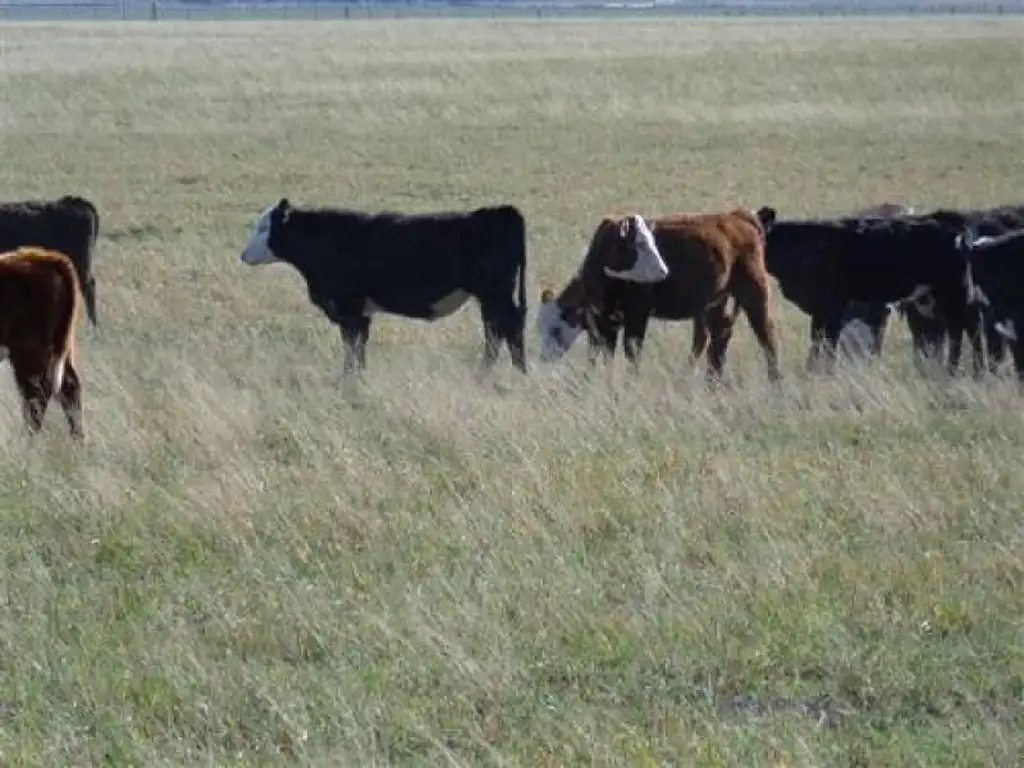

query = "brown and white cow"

[0,246,85,440]
[536,208,781,383]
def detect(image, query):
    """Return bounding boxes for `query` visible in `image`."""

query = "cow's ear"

[541,288,553,303]
[275,198,292,225]
[756,206,777,231]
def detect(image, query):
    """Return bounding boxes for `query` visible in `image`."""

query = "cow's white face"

[240,205,279,266]
[603,214,670,284]
[536,296,584,362]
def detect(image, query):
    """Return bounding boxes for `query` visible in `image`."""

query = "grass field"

[2,16,1024,766]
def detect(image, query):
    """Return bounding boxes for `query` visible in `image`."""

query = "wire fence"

[1,0,1021,21]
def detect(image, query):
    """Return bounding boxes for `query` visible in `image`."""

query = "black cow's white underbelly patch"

[363,290,471,321]
[428,289,472,320]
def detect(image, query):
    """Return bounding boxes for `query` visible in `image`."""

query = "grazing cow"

[959,226,1024,377]
[837,202,918,358]
[905,204,1024,373]
[840,203,1024,372]
[536,208,781,383]
[0,247,84,440]
[755,206,982,375]
[239,198,529,376]
[0,196,100,327]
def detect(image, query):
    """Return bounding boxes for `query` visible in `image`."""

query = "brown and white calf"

[0,246,84,440]
[536,209,781,383]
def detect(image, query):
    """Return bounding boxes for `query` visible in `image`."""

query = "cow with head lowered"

[536,208,781,384]
[755,206,983,376]
[239,198,529,376]
[0,195,100,327]
[905,203,1024,374]
[837,203,1024,373]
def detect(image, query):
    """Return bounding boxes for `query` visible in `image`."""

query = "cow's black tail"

[488,204,528,322]
[60,195,100,327]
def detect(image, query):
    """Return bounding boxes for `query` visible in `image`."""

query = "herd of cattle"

[2,193,1024,441]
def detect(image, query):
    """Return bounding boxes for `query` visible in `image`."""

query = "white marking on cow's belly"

[0,346,8,364]
[429,290,471,320]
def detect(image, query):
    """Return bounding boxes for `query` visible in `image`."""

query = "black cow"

[239,198,528,376]
[834,202,918,359]
[755,207,982,376]
[841,203,1024,373]
[959,226,1024,378]
[0,196,100,326]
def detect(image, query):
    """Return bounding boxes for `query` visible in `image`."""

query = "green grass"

[1,16,1023,766]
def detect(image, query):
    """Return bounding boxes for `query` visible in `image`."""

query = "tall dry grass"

[0,16,1022,766]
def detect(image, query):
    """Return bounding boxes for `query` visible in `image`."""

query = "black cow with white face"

[239,198,529,376]
[0,195,100,326]
[959,226,1024,378]
[755,206,982,376]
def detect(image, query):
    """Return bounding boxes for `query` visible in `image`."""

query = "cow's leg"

[945,326,964,377]
[485,298,528,374]
[621,312,650,374]
[83,276,98,328]
[986,315,1007,375]
[339,316,371,376]
[690,314,710,371]
[477,299,518,372]
[941,299,981,379]
[846,303,890,360]
[55,358,84,440]
[904,304,946,376]
[733,280,782,385]
[965,305,987,380]
[911,333,942,377]
[944,314,984,379]
[1009,323,1024,385]
[586,315,619,367]
[840,301,887,361]
[807,315,827,373]
[808,312,841,374]
[703,303,735,386]
[867,305,891,358]
[10,350,53,436]
[504,303,528,374]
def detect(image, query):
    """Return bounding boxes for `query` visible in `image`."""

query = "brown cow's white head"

[536,214,669,362]
[536,283,586,362]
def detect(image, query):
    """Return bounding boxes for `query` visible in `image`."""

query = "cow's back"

[0,198,97,280]
[303,204,524,316]
[646,211,766,320]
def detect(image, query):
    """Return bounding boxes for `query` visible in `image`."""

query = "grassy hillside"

[1,17,1022,765]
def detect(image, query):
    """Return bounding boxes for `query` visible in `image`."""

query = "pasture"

[2,16,1024,765]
